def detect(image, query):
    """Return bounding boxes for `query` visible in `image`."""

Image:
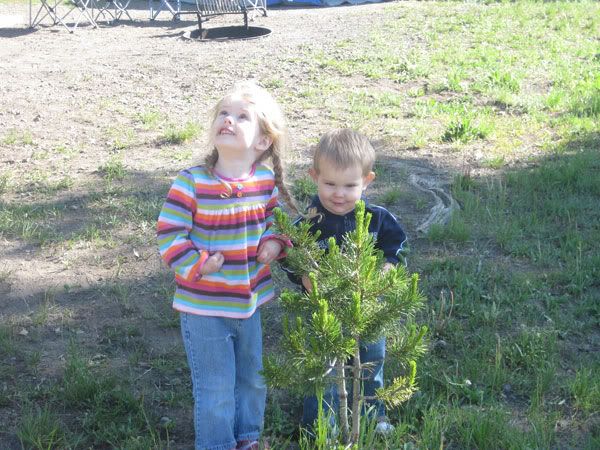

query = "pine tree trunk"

[335,359,350,443]
[351,342,362,443]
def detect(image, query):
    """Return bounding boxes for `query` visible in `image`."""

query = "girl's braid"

[271,151,299,215]
[204,148,219,171]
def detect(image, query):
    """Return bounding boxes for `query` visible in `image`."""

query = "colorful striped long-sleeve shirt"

[157,164,287,318]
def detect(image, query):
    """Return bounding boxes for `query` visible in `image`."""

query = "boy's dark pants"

[301,337,386,428]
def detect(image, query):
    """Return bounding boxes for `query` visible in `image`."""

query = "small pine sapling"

[264,201,427,444]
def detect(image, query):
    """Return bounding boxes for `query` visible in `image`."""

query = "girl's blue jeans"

[180,311,266,450]
[301,337,386,429]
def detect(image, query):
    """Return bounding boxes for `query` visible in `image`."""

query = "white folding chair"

[94,0,133,24]
[148,0,181,21]
[30,0,98,32]
[241,0,266,20]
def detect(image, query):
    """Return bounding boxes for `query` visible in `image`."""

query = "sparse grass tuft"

[55,345,164,448]
[441,115,490,144]
[137,110,162,129]
[0,324,15,357]
[570,75,600,118]
[99,157,127,182]
[263,78,284,89]
[570,367,600,414]
[0,172,11,195]
[483,156,505,169]
[32,288,58,326]
[488,69,521,94]
[17,406,67,450]
[2,128,34,146]
[0,203,59,244]
[379,188,402,207]
[503,328,558,377]
[427,212,470,243]
[105,127,135,151]
[291,175,317,206]
[162,121,201,144]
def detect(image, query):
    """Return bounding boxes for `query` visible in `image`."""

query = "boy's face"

[309,159,375,216]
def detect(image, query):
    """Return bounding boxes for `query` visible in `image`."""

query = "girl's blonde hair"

[205,81,298,213]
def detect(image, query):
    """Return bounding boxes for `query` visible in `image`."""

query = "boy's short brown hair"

[313,129,375,176]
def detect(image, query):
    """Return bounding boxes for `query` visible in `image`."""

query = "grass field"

[1,0,599,448]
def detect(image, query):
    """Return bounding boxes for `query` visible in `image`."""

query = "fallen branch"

[409,174,460,234]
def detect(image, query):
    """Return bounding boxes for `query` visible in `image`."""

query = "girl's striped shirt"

[157,164,288,318]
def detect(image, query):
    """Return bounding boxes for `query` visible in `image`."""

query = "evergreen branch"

[387,323,429,370]
[273,207,324,276]
[376,360,418,408]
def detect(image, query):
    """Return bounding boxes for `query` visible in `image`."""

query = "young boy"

[285,128,407,435]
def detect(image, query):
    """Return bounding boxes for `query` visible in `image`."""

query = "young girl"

[157,81,296,450]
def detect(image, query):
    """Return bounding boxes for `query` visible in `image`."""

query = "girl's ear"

[309,167,318,181]
[255,134,273,153]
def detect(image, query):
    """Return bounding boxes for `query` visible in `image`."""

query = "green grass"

[262,78,285,89]
[0,202,61,244]
[0,180,164,247]
[14,344,166,449]
[286,1,599,149]
[31,288,58,326]
[26,172,75,195]
[269,4,599,442]
[3,1,600,448]
[410,147,599,447]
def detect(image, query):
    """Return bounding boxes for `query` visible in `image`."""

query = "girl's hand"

[199,252,225,275]
[257,240,283,264]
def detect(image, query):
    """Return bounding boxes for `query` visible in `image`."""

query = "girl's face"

[211,96,272,159]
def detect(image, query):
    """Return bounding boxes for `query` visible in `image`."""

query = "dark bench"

[149,0,266,32]
[193,0,266,32]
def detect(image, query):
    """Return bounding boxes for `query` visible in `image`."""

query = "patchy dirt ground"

[0,1,462,447]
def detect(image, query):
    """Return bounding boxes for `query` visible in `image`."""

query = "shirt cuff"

[189,251,210,281]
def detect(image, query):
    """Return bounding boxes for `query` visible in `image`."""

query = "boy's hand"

[199,252,224,275]
[301,275,312,292]
[257,239,283,264]
[383,262,394,272]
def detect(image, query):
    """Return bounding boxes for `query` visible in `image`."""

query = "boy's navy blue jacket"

[284,196,407,285]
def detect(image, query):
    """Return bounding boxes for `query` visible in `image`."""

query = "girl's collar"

[212,163,256,182]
